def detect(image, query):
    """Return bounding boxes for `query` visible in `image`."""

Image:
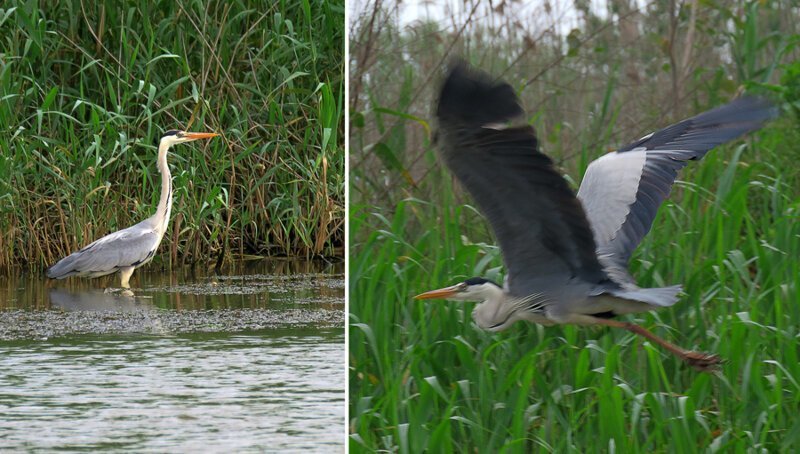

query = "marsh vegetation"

[349,0,800,451]
[1,0,345,271]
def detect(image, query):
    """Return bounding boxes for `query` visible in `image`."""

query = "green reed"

[350,123,800,451]
[349,1,800,451]
[0,0,344,270]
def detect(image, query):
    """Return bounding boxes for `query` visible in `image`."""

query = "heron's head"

[414,277,502,303]
[159,130,220,147]
[415,277,519,331]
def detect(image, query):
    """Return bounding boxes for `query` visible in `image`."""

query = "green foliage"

[350,122,800,451]
[780,58,800,119]
[349,1,799,208]
[0,0,344,269]
[349,0,800,451]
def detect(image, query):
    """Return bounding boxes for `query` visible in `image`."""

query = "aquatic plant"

[0,0,345,270]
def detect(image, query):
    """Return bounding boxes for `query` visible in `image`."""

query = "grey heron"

[415,62,776,371]
[46,130,220,295]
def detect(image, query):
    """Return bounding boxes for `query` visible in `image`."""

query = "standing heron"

[415,62,776,371]
[46,130,220,295]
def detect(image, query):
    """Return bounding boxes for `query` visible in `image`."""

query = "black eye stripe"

[464,277,500,287]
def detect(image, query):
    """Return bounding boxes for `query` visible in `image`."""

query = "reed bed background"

[349,0,800,451]
[0,0,344,271]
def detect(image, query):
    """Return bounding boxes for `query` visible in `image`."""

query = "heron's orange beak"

[414,285,460,300]
[183,132,220,141]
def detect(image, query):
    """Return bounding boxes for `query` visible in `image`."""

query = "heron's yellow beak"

[183,132,220,141]
[414,285,460,300]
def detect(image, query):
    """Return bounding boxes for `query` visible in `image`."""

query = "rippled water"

[0,260,344,451]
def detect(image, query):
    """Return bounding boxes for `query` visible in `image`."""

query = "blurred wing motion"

[435,62,777,298]
[577,97,778,284]
[425,61,776,371]
[435,62,607,297]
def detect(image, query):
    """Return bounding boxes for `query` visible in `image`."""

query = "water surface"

[0,260,344,451]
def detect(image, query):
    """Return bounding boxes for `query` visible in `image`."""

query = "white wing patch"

[576,151,647,247]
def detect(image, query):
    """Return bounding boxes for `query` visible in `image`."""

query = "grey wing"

[617,96,776,153]
[577,96,776,283]
[46,223,160,279]
[436,63,608,297]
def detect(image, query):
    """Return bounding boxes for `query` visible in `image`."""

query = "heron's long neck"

[483,284,505,305]
[154,141,173,233]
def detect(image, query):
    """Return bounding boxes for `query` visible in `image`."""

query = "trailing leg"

[592,317,721,371]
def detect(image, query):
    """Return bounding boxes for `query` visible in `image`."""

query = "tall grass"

[350,126,800,451]
[349,0,800,451]
[349,0,798,206]
[0,0,344,271]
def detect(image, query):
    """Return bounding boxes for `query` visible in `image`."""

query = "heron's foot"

[681,351,722,372]
[103,288,136,297]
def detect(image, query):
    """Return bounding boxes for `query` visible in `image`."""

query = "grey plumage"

[45,130,219,293]
[616,97,777,153]
[46,220,159,279]
[579,97,778,286]
[419,61,776,370]
[436,62,607,299]
[430,61,776,317]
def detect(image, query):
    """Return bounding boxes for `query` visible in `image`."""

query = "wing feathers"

[581,96,776,283]
[436,64,607,296]
[619,96,776,154]
[434,62,776,294]
[436,61,524,128]
[47,226,160,279]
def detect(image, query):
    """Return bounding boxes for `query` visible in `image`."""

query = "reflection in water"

[1,259,344,311]
[0,259,344,450]
[0,330,344,451]
[49,289,153,312]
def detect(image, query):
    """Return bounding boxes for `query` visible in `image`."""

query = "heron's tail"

[46,255,78,279]
[608,285,683,309]
[436,60,524,128]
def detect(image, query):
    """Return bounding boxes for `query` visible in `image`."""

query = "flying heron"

[46,130,220,295]
[415,62,776,371]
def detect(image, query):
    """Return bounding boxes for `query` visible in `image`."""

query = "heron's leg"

[119,267,136,297]
[119,267,135,288]
[591,317,721,372]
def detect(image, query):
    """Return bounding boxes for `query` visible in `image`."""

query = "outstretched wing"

[47,223,161,279]
[435,62,607,297]
[577,96,776,283]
